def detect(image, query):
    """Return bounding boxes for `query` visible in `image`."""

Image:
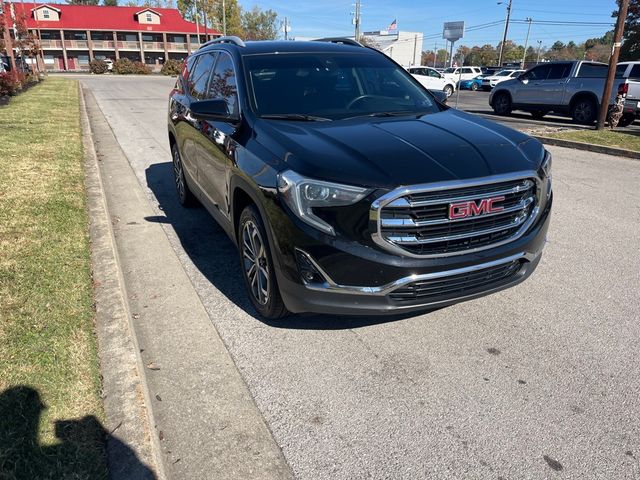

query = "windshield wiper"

[344,110,430,120]
[260,113,332,122]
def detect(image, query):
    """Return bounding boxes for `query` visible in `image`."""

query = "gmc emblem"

[449,196,505,219]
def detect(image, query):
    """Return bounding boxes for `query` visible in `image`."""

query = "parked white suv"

[407,66,456,97]
[442,66,482,82]
[481,69,525,91]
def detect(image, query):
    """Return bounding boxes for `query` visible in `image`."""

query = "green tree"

[103,0,117,5]
[214,0,243,36]
[242,6,278,40]
[617,0,640,61]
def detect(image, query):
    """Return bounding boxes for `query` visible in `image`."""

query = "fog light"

[295,250,326,285]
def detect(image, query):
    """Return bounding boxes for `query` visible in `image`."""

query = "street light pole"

[497,0,513,67]
[222,0,227,36]
[596,0,629,130]
[521,17,532,69]
[536,40,542,63]
[353,0,361,41]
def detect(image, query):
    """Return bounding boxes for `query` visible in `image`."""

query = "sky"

[242,0,619,49]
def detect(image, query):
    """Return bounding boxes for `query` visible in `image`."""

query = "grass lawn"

[546,128,640,152]
[0,78,107,478]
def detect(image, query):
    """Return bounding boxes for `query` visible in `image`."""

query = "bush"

[132,61,151,74]
[0,71,25,96]
[113,58,151,75]
[160,59,184,76]
[90,59,108,74]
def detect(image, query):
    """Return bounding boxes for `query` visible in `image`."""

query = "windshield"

[245,52,439,120]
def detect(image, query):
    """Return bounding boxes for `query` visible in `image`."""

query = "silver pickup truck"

[489,61,629,125]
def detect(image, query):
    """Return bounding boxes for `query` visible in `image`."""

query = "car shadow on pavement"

[145,162,437,330]
[0,386,155,479]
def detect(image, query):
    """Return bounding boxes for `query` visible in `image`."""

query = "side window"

[428,69,440,78]
[461,67,472,74]
[577,63,608,78]
[628,64,640,79]
[523,65,551,81]
[547,63,571,80]
[208,52,238,116]
[189,53,216,100]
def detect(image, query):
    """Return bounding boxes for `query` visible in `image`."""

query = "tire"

[471,82,478,91]
[492,92,512,116]
[171,143,197,207]
[617,113,635,128]
[443,85,454,97]
[531,110,548,120]
[571,97,597,125]
[238,205,288,319]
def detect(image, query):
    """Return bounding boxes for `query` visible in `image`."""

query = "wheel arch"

[490,89,512,106]
[569,91,600,111]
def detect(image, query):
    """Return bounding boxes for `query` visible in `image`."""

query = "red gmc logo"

[449,196,505,219]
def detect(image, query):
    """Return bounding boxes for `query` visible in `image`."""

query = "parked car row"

[407,66,457,97]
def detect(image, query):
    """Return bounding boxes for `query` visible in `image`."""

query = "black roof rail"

[313,37,363,47]
[200,36,246,49]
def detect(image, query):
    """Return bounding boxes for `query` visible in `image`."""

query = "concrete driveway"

[78,75,640,479]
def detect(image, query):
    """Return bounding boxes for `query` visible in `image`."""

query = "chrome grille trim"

[370,171,543,258]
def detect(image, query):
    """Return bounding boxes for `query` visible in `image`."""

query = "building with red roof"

[11,2,220,71]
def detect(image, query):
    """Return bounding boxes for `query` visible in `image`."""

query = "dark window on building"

[208,52,238,115]
[189,53,216,100]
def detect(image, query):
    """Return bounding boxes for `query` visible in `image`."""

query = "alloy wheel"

[574,101,593,123]
[172,147,186,201]
[241,220,270,305]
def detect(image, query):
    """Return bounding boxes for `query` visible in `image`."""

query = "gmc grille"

[372,177,539,257]
[389,259,523,303]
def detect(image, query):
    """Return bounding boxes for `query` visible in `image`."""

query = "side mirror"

[190,98,234,121]
[518,75,529,84]
[430,89,448,104]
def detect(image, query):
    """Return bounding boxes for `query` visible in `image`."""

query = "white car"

[441,66,483,83]
[407,66,456,97]
[481,69,525,91]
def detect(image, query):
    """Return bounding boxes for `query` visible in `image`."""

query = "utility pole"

[412,34,417,66]
[194,3,200,45]
[597,0,629,130]
[1,1,17,72]
[433,42,437,67]
[521,17,532,69]
[353,0,361,41]
[497,0,513,67]
[203,7,208,41]
[222,0,226,36]
[536,40,542,63]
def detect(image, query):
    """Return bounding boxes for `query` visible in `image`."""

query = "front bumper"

[270,193,552,316]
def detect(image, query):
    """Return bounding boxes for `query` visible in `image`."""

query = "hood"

[254,109,544,189]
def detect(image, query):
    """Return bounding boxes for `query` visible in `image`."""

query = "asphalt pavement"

[76,74,640,479]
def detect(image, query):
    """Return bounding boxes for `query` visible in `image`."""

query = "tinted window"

[208,52,238,116]
[189,53,216,100]
[523,64,551,81]
[461,68,472,74]
[628,64,640,79]
[427,68,441,78]
[577,63,607,78]
[547,63,571,80]
[246,52,439,120]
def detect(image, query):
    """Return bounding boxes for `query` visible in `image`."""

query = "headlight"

[277,170,370,235]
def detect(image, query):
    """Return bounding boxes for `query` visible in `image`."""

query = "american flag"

[387,19,397,31]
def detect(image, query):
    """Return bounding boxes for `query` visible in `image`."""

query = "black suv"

[168,37,552,319]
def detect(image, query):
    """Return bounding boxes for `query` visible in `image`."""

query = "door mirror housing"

[190,98,235,121]
[430,89,448,104]
[518,75,529,84]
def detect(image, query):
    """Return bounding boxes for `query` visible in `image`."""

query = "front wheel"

[471,82,479,91]
[492,92,512,116]
[238,205,288,319]
[443,85,454,97]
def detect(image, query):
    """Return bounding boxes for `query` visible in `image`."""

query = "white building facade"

[361,30,423,67]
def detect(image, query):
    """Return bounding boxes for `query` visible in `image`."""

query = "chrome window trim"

[370,171,544,259]
[297,249,533,296]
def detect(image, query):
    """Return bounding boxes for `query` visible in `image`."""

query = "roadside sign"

[443,21,464,42]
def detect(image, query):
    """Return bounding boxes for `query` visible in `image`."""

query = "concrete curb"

[82,87,293,480]
[533,135,640,160]
[81,84,163,479]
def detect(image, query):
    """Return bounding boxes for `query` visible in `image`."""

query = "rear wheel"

[471,82,479,91]
[492,92,512,116]
[171,143,197,207]
[617,113,635,127]
[571,97,597,125]
[238,205,288,319]
[443,85,454,97]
